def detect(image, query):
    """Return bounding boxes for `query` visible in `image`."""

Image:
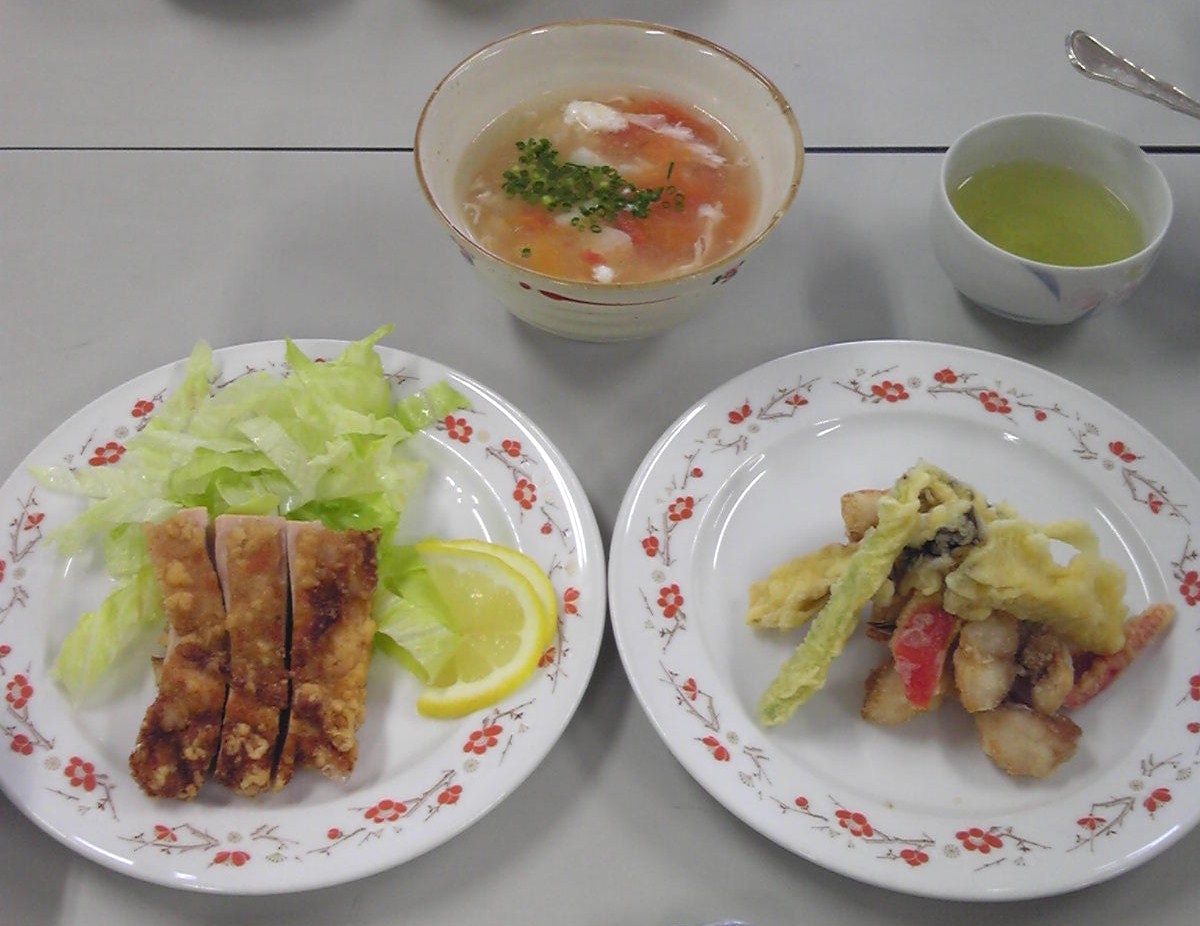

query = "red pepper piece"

[890,604,958,709]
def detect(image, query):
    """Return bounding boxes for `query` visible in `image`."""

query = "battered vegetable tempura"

[748,460,1174,777]
[756,462,991,726]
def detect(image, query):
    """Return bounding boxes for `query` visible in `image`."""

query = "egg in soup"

[456,91,760,285]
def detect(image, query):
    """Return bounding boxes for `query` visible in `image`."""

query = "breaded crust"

[130,508,229,800]
[212,515,291,795]
[278,522,379,782]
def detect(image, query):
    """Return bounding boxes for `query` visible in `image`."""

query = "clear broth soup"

[456,89,760,285]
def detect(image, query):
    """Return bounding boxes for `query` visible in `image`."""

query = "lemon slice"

[442,538,557,646]
[414,540,546,718]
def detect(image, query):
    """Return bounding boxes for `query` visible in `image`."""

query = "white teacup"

[930,113,1172,325]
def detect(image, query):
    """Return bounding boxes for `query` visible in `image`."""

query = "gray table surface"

[5,1,1200,149]
[2,3,1199,924]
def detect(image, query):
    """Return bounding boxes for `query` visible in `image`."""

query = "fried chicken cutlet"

[212,515,291,795]
[277,522,379,782]
[130,508,229,799]
[130,513,379,797]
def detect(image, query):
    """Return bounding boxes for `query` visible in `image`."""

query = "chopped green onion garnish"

[501,137,683,231]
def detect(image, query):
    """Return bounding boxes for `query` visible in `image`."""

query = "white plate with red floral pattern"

[0,339,605,894]
[609,340,1200,900]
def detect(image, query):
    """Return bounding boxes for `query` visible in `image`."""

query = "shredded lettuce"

[35,325,469,698]
[51,563,165,697]
[373,545,461,684]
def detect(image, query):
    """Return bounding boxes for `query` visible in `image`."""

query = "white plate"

[609,340,1200,900]
[0,339,605,894]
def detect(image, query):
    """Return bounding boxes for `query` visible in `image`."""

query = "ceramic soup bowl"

[415,19,804,341]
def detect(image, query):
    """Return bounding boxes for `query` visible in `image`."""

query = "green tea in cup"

[949,160,1143,266]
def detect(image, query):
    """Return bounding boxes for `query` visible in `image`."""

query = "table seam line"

[2,145,1198,154]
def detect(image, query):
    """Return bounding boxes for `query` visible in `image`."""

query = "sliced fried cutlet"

[277,522,379,782]
[130,508,229,799]
[212,515,291,795]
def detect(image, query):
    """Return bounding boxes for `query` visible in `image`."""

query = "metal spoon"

[1066,30,1200,120]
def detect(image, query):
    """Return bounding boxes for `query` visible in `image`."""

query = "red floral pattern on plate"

[0,340,604,894]
[611,341,1200,900]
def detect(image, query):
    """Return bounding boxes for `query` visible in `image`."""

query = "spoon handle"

[1066,30,1200,121]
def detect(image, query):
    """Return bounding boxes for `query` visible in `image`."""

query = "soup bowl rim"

[413,17,805,294]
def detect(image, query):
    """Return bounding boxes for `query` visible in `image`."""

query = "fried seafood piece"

[840,489,884,542]
[1015,626,1074,716]
[865,588,909,642]
[952,611,1021,713]
[861,657,952,725]
[277,522,379,782]
[212,515,291,796]
[130,508,229,799]
[974,702,1081,778]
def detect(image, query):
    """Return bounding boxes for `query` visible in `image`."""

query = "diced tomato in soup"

[456,91,759,285]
